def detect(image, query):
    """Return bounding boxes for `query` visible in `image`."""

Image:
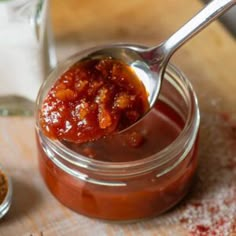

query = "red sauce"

[39,57,149,144]
[37,100,199,220]
[65,99,184,162]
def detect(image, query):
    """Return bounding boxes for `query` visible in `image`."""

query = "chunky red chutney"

[37,100,199,220]
[36,58,199,221]
[39,57,149,144]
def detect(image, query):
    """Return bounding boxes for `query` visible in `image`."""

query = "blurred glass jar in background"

[0,0,56,116]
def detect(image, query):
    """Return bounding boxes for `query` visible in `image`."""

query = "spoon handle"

[162,0,235,58]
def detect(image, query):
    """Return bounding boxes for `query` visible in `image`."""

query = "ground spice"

[0,170,8,204]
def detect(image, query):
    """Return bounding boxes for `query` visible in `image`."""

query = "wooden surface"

[0,0,236,235]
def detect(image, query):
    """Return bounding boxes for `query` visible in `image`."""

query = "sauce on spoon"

[39,57,149,144]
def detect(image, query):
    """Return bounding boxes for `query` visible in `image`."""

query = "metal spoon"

[75,0,235,108]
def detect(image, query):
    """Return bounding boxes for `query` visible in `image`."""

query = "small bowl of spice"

[0,166,12,219]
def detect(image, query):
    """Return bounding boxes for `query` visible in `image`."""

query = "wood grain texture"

[0,0,235,235]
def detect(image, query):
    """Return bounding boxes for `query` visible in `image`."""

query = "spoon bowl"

[81,44,161,107]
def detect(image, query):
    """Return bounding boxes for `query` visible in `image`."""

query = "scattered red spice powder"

[180,113,236,235]
[194,225,210,234]
[146,112,236,235]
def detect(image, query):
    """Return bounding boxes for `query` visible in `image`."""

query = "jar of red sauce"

[35,53,200,221]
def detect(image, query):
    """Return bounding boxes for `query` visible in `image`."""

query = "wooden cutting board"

[0,0,235,235]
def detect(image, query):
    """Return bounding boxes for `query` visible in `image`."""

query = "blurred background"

[0,0,235,116]
[49,0,236,113]
[50,0,235,62]
[203,0,236,35]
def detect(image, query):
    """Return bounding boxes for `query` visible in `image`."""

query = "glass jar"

[0,0,56,116]
[35,53,200,221]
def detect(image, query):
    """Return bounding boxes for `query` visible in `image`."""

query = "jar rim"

[35,53,200,175]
